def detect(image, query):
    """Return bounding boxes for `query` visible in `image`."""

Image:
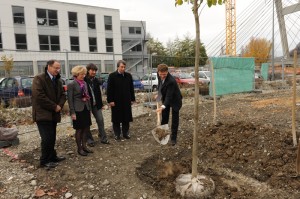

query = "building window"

[12,6,25,24]
[104,16,112,31]
[129,27,142,34]
[89,37,97,52]
[0,33,2,50]
[70,36,79,51]
[15,34,27,50]
[87,14,96,29]
[39,35,60,51]
[68,12,78,28]
[37,9,58,26]
[106,38,113,52]
[131,44,142,52]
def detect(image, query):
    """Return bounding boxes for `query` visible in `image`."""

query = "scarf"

[75,78,90,101]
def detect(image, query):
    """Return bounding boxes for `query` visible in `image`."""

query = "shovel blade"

[152,124,170,145]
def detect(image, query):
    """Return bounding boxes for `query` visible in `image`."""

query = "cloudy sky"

[52,0,254,47]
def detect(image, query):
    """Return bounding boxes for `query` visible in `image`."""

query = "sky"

[51,0,254,47]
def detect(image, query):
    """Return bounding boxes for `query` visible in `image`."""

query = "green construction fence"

[210,57,255,96]
[261,63,269,80]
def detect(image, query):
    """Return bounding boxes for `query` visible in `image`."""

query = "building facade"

[0,0,148,77]
[121,20,148,77]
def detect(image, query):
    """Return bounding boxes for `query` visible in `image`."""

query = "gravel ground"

[2,83,300,198]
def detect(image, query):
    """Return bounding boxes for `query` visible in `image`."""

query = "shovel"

[151,102,170,145]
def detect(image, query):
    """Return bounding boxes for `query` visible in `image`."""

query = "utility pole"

[271,0,275,81]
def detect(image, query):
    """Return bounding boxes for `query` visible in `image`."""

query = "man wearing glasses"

[32,60,66,169]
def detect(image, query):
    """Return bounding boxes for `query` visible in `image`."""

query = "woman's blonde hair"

[71,65,87,77]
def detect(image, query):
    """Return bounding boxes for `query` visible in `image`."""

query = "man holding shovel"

[156,64,182,146]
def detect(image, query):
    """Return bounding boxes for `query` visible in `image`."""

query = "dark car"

[0,76,33,107]
[102,73,144,94]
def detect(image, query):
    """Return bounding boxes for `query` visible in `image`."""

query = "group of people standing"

[31,59,182,169]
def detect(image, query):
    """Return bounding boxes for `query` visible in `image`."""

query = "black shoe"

[41,162,58,168]
[78,150,88,156]
[123,134,131,139]
[114,136,121,141]
[171,140,177,146]
[83,148,94,153]
[101,140,110,144]
[87,142,95,147]
[53,156,66,162]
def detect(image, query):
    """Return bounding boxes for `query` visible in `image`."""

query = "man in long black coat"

[156,64,182,146]
[107,60,135,140]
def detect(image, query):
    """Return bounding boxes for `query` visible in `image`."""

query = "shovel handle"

[156,102,161,126]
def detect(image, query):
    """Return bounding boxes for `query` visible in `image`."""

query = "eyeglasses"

[51,66,61,71]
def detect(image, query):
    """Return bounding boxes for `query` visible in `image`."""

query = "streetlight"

[146,52,157,105]
[271,0,275,81]
[63,49,70,80]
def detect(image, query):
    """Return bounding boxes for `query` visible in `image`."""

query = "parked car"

[190,71,211,84]
[141,73,159,91]
[0,76,33,106]
[60,76,74,93]
[102,73,144,94]
[199,71,211,84]
[172,73,195,87]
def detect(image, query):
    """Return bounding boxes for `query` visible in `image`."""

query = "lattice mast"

[225,0,236,56]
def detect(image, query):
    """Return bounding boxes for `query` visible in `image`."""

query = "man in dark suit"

[84,63,109,145]
[107,60,135,141]
[156,64,182,146]
[32,60,66,168]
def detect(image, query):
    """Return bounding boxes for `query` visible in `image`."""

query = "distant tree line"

[147,33,273,68]
[146,34,208,68]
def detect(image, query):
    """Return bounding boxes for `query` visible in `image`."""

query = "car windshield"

[142,75,150,80]
[21,78,33,88]
[142,74,156,80]
[203,71,211,77]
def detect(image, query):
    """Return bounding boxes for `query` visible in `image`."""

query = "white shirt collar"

[47,71,54,79]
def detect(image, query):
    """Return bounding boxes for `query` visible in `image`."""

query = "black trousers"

[113,122,129,137]
[161,106,179,141]
[36,121,57,165]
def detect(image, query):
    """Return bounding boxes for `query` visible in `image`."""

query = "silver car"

[141,73,158,91]
[190,71,211,84]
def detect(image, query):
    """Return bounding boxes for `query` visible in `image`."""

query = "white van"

[141,73,158,91]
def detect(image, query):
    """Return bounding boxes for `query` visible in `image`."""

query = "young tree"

[1,55,14,77]
[242,37,271,66]
[174,0,225,197]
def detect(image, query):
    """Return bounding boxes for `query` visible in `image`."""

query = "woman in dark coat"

[107,60,135,140]
[67,65,93,156]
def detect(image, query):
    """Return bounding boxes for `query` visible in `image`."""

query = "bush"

[9,96,32,108]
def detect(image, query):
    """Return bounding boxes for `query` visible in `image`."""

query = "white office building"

[0,0,148,77]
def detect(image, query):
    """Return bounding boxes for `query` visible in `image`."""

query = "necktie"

[52,77,56,86]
